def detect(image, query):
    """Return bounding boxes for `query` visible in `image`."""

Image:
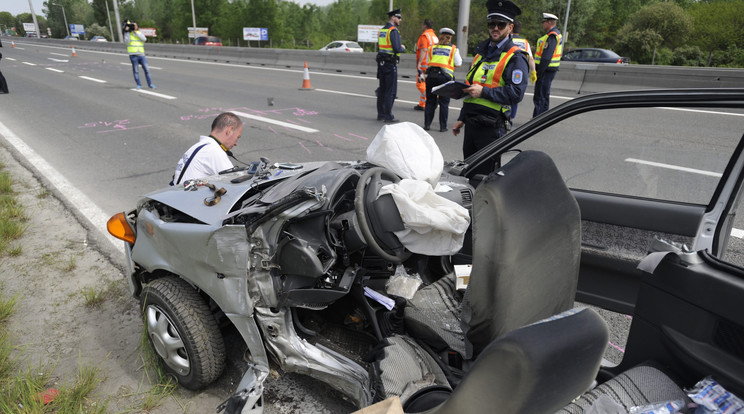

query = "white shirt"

[453,48,463,67]
[173,136,233,185]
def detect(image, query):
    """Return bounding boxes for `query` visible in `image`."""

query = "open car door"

[456,89,744,396]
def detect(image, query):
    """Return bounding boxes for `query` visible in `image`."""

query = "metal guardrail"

[11,38,744,94]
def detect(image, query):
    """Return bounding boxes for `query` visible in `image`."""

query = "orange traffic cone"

[300,61,313,90]
[11,41,15,48]
[71,46,77,57]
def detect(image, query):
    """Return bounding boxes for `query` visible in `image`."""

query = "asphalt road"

[1,41,744,411]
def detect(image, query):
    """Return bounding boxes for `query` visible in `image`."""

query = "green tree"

[689,0,744,66]
[614,2,692,64]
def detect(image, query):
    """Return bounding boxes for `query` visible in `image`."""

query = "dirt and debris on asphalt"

[0,145,355,413]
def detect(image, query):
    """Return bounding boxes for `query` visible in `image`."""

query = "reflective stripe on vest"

[463,45,520,112]
[417,30,438,68]
[427,44,457,77]
[511,36,529,52]
[535,29,562,67]
[127,32,145,54]
[378,26,396,54]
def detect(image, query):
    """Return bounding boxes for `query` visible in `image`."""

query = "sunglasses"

[488,21,509,30]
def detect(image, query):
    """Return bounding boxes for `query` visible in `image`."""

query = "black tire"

[141,276,225,389]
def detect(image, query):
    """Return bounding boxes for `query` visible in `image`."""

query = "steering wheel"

[354,167,412,264]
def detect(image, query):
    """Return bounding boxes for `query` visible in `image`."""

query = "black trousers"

[462,113,507,176]
[424,70,452,129]
[0,70,7,93]
[376,60,397,121]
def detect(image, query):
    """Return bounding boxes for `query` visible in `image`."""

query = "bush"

[670,45,703,66]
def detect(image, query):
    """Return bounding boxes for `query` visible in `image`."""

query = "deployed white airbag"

[367,122,443,187]
[367,122,470,255]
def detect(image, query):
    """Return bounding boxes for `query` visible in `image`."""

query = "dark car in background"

[194,36,222,46]
[562,47,630,64]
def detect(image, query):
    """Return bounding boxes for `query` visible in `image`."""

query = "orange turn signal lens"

[107,212,136,244]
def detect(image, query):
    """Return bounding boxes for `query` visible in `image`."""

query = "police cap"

[440,27,455,36]
[387,9,402,18]
[543,13,559,21]
[486,0,521,23]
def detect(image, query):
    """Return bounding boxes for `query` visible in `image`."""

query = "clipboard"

[432,81,470,99]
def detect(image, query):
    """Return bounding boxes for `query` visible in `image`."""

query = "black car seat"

[556,364,689,413]
[404,150,582,359]
[371,307,609,412]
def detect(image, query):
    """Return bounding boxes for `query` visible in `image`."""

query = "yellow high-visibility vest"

[427,44,457,77]
[464,45,520,112]
[535,29,562,68]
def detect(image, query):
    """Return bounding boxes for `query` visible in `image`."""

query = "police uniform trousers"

[462,104,508,176]
[0,70,7,93]
[424,68,452,130]
[377,59,397,121]
[532,69,556,117]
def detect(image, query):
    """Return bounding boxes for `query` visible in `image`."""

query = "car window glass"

[514,106,743,205]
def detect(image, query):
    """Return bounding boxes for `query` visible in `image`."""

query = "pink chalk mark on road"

[98,125,152,133]
[316,140,334,151]
[299,142,312,154]
[269,126,279,135]
[334,134,353,141]
[349,133,369,140]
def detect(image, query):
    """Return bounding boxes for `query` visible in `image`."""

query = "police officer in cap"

[377,8,406,123]
[533,12,563,117]
[452,0,528,176]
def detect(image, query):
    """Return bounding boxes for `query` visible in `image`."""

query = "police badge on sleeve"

[512,69,524,84]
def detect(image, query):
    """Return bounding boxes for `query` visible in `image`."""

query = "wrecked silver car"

[109,89,744,414]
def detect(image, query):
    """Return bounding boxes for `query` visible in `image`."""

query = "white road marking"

[50,52,69,57]
[0,121,123,254]
[231,111,319,133]
[46,68,64,73]
[5,57,17,61]
[625,158,722,178]
[626,158,744,238]
[79,76,107,83]
[659,107,744,117]
[48,58,69,63]
[132,88,177,99]
[22,61,37,66]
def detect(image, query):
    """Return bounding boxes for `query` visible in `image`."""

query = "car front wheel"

[141,276,225,389]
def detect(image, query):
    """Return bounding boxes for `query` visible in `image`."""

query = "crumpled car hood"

[142,163,328,225]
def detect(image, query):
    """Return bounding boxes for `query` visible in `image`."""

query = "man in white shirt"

[172,112,243,185]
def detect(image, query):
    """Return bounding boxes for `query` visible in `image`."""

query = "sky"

[2,0,337,17]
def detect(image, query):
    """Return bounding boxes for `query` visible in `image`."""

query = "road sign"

[358,25,383,43]
[70,24,85,35]
[243,27,268,41]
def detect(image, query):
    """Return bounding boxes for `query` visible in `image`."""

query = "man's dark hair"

[423,19,434,29]
[211,112,242,132]
[513,19,522,34]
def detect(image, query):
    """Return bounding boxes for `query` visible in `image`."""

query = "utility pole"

[190,0,197,42]
[113,0,123,42]
[27,0,41,38]
[53,4,70,37]
[457,0,471,57]
[105,0,115,41]
[563,0,571,47]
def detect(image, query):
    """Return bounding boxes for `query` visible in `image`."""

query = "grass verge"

[0,291,109,413]
[0,168,28,256]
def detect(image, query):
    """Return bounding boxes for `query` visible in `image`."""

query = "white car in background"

[319,40,363,53]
